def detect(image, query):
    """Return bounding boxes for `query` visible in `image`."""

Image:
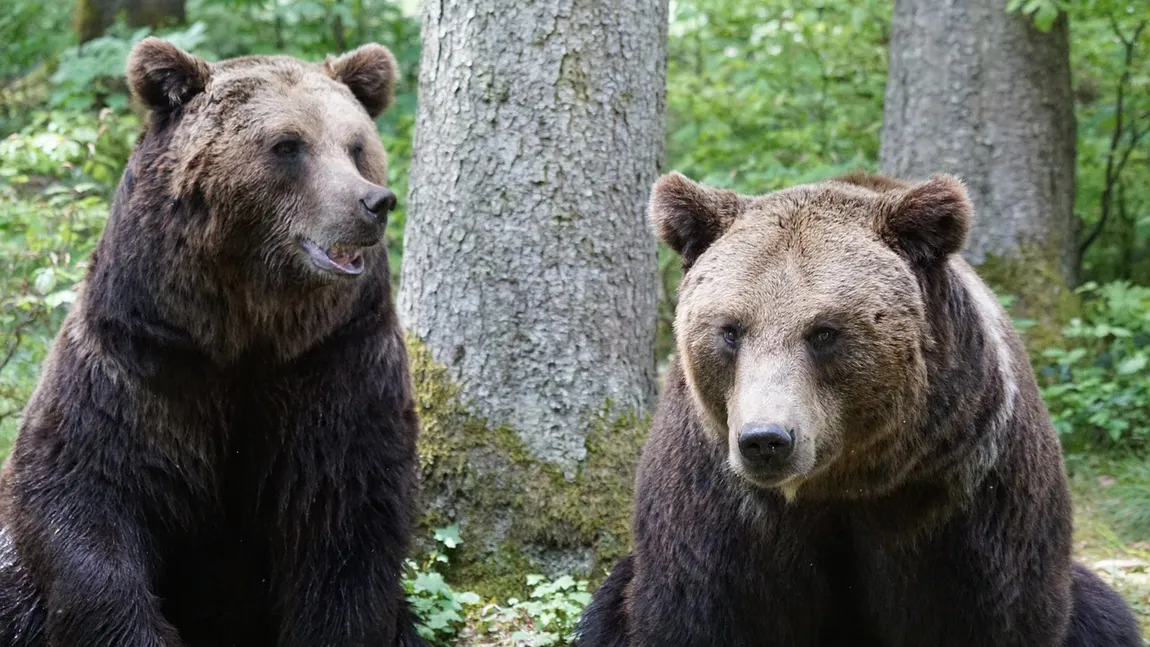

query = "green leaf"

[33,267,56,295]
[434,523,461,549]
[1034,2,1060,30]
[44,290,77,308]
[455,591,481,605]
[1116,354,1147,375]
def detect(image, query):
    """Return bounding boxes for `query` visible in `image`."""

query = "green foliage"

[1068,2,1150,283]
[50,22,210,111]
[1005,0,1066,32]
[468,574,593,647]
[0,189,106,453]
[0,0,72,83]
[403,525,595,647]
[0,109,139,184]
[403,524,482,645]
[0,108,137,452]
[665,0,888,193]
[1039,281,1150,450]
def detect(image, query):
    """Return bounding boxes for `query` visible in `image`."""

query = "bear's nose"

[738,424,795,464]
[361,187,398,220]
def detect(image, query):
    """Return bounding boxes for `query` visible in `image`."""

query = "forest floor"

[1068,453,1150,642]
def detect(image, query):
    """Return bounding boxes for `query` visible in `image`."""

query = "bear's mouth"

[299,239,366,276]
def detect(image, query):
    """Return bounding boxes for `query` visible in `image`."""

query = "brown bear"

[0,38,425,647]
[574,171,1142,646]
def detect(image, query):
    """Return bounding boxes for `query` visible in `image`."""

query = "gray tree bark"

[397,0,666,588]
[879,0,1077,286]
[399,0,664,470]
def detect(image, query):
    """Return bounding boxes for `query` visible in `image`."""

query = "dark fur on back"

[574,171,1141,647]
[0,40,425,647]
[1065,563,1143,647]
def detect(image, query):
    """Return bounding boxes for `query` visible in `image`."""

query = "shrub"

[1039,281,1150,451]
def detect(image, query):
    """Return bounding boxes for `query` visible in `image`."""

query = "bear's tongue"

[324,244,364,274]
[300,239,364,276]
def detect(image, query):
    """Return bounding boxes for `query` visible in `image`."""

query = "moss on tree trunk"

[408,336,647,598]
[975,242,1081,356]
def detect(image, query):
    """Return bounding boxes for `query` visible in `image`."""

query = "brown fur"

[575,171,1141,647]
[0,39,425,647]
[668,173,957,499]
[831,169,911,193]
[324,43,398,118]
[119,39,397,363]
[128,38,213,109]
[650,171,749,269]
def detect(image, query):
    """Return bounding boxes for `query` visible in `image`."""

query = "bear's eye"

[272,138,304,159]
[351,142,365,165]
[806,326,840,352]
[721,325,742,348]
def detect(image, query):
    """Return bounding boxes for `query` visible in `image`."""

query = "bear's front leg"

[9,499,183,647]
[43,545,183,647]
[267,360,424,646]
[271,480,420,647]
[263,321,424,647]
[573,555,634,647]
[3,357,190,647]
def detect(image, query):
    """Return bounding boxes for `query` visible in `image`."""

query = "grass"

[1067,452,1150,642]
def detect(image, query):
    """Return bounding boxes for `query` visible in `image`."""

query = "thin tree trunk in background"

[75,0,185,43]
[880,0,1078,297]
[399,0,666,590]
[331,0,346,53]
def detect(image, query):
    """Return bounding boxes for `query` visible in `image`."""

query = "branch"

[1078,19,1146,260]
[0,310,38,374]
[1112,123,1149,180]
[1133,20,1148,46]
[1109,15,1130,47]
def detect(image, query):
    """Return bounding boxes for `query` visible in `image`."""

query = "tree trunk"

[398,0,666,593]
[879,0,1078,339]
[75,0,185,43]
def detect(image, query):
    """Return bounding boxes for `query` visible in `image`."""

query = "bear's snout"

[359,186,397,224]
[737,423,795,469]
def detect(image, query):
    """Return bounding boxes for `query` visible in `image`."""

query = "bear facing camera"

[574,171,1142,646]
[0,38,426,646]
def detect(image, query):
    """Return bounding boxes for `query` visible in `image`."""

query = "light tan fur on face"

[168,59,390,222]
[657,174,971,498]
[723,344,829,492]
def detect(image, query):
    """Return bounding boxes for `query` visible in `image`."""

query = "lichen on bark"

[408,335,647,598]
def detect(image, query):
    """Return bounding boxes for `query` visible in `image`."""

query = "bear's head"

[654,170,974,500]
[123,37,398,287]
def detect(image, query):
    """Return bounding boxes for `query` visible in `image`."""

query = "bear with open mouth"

[0,38,425,647]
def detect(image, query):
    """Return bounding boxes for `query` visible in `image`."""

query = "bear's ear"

[324,43,398,119]
[127,37,212,112]
[877,173,972,267]
[650,172,745,269]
